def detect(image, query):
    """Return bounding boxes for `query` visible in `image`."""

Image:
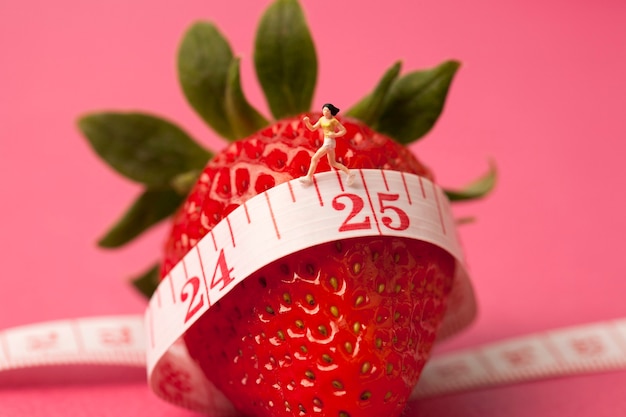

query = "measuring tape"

[2,169,624,414]
[144,169,474,414]
[4,315,626,400]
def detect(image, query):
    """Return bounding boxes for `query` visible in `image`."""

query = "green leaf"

[178,22,236,140]
[254,0,317,119]
[375,60,460,144]
[98,188,185,248]
[225,57,270,138]
[346,61,402,125]
[130,263,160,299]
[444,161,497,202]
[78,112,211,186]
[170,169,202,195]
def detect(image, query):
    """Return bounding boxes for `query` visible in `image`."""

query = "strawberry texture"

[160,114,456,417]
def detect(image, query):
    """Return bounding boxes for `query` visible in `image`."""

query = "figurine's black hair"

[322,103,340,116]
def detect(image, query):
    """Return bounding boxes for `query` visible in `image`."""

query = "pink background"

[1,0,626,415]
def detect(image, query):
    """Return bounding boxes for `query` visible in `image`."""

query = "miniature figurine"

[300,103,355,186]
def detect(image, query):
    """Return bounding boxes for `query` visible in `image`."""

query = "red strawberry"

[79,0,494,416]
[158,115,455,417]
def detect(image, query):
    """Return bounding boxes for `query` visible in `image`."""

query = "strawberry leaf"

[78,112,211,186]
[346,61,402,125]
[98,188,185,248]
[254,0,317,119]
[443,161,497,202]
[374,60,460,144]
[170,169,202,195]
[178,22,237,140]
[225,57,270,138]
[130,263,160,299]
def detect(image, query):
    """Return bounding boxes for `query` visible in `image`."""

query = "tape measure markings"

[380,168,389,191]
[145,170,469,378]
[412,318,626,398]
[288,179,297,202]
[539,333,568,368]
[0,316,146,371]
[4,315,626,405]
[358,169,382,235]
[609,320,626,354]
[264,191,281,239]
[70,320,86,354]
[1,169,477,416]
[433,181,447,235]
[415,172,427,198]
[312,174,325,205]
[167,273,176,305]
[242,199,251,224]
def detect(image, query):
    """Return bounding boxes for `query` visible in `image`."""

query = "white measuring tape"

[1,169,624,413]
[144,169,474,414]
[4,315,626,399]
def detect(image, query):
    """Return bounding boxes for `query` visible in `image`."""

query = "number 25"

[332,192,409,232]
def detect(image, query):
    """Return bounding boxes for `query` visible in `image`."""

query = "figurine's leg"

[327,150,355,185]
[300,146,327,184]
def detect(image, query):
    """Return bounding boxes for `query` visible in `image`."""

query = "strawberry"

[165,114,452,417]
[78,0,495,416]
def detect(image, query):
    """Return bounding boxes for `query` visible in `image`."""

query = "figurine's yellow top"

[320,117,340,137]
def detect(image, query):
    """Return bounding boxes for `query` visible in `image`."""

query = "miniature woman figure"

[300,103,355,185]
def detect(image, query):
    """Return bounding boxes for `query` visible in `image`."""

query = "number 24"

[180,249,234,324]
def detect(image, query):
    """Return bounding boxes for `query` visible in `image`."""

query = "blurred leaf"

[131,263,160,299]
[178,22,236,140]
[444,161,497,202]
[225,57,269,138]
[98,188,185,248]
[254,0,317,118]
[375,60,460,144]
[78,112,211,186]
[346,61,402,125]
[170,169,202,195]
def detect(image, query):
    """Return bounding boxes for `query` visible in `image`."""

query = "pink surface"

[1,0,625,416]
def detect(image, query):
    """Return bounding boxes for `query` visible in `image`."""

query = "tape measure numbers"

[144,169,476,413]
[4,315,626,404]
[413,318,626,399]
[1,169,626,412]
[0,315,145,371]
[1,169,476,415]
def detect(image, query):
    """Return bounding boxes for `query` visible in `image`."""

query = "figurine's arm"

[302,116,320,131]
[333,120,347,138]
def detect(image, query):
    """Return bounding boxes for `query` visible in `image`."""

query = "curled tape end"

[148,339,238,416]
[436,263,478,342]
